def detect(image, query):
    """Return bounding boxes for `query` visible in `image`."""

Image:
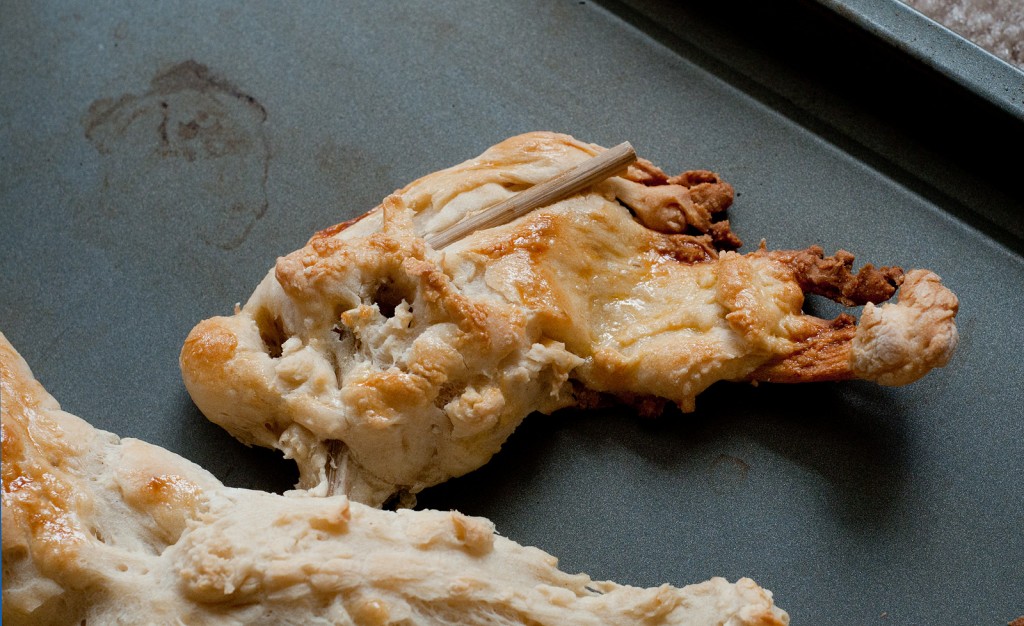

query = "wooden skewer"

[425,141,637,249]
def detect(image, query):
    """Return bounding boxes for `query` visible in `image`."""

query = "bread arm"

[748,266,958,385]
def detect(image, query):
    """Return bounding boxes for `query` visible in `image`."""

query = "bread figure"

[181,132,958,507]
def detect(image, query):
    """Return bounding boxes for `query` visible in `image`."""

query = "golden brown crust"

[180,132,958,506]
[309,208,376,243]
[767,245,904,306]
[605,167,738,247]
[1,332,222,624]
[747,316,857,383]
[1,341,90,584]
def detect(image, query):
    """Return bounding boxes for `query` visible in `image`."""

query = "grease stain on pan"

[81,60,269,251]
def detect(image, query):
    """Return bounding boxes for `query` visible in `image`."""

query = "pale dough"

[1,331,788,625]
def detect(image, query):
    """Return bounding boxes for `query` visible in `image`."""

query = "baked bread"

[180,132,959,506]
[0,331,788,625]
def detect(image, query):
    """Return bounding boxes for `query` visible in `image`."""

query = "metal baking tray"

[2,1,1022,622]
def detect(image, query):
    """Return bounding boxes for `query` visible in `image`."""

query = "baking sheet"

[2,1,1022,622]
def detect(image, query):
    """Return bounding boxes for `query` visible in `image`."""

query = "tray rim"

[814,0,1024,121]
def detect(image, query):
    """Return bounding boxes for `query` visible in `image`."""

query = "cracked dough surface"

[181,132,958,507]
[1,331,788,625]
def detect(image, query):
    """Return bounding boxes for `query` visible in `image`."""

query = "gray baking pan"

[2,1,1022,623]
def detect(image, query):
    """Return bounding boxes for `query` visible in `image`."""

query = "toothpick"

[425,141,637,249]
